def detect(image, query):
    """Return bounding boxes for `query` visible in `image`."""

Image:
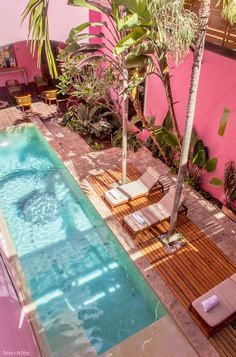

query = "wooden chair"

[42,89,58,106]
[15,94,32,112]
[34,75,49,95]
[6,79,22,97]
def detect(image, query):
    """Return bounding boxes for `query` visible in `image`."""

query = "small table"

[0,67,28,86]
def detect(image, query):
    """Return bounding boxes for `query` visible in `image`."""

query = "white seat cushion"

[105,181,147,206]
[192,276,236,327]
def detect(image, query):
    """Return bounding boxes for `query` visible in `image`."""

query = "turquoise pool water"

[0,125,166,355]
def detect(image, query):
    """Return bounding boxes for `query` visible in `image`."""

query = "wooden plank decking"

[87,165,236,357]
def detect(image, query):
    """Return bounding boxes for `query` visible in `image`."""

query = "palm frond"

[222,0,236,25]
[22,0,58,78]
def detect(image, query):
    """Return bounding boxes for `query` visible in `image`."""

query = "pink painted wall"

[0,42,41,87]
[0,255,40,356]
[0,0,89,87]
[145,49,236,203]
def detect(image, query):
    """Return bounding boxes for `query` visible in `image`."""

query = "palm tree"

[168,0,211,237]
[168,0,236,238]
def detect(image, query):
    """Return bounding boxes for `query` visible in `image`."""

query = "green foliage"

[115,0,151,22]
[153,126,179,147]
[112,128,141,152]
[186,132,218,188]
[90,142,104,151]
[22,0,58,78]
[222,0,236,26]
[114,27,150,55]
[147,0,197,63]
[58,54,121,115]
[205,158,218,173]
[224,160,236,210]
[61,103,117,139]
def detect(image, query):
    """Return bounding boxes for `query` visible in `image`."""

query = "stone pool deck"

[0,103,236,356]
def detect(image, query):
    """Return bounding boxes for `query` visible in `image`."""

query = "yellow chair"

[15,94,32,112]
[42,89,58,106]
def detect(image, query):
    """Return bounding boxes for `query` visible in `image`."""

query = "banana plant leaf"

[193,139,204,158]
[72,33,105,42]
[67,22,106,42]
[125,54,152,68]
[162,112,173,130]
[60,43,105,57]
[192,149,206,168]
[117,13,139,31]
[75,55,104,68]
[125,75,145,92]
[147,116,156,128]
[68,0,112,16]
[114,0,151,22]
[205,158,217,173]
[154,127,179,147]
[129,42,155,56]
[131,115,142,125]
[114,27,150,55]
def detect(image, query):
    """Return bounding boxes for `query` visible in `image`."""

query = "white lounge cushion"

[123,186,185,233]
[104,167,160,206]
[192,275,236,327]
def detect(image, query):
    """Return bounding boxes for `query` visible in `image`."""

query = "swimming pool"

[0,125,166,356]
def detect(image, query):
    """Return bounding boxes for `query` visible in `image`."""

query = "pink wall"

[0,255,40,356]
[145,50,236,203]
[0,42,41,87]
[0,0,90,87]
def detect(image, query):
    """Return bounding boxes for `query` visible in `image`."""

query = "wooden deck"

[87,165,236,357]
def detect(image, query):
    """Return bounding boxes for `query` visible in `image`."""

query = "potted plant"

[222,160,236,222]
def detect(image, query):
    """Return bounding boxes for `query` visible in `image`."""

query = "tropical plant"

[224,160,236,212]
[23,0,198,165]
[186,137,217,188]
[222,0,236,25]
[90,142,104,151]
[112,127,141,152]
[57,54,121,115]
[61,102,118,139]
[22,0,58,78]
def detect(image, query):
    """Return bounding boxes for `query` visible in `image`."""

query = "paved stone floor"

[1,103,236,356]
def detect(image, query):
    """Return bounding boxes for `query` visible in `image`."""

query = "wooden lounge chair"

[123,186,187,236]
[104,167,163,209]
[190,273,236,336]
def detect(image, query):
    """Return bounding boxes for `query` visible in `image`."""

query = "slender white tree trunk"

[121,7,128,185]
[168,0,211,236]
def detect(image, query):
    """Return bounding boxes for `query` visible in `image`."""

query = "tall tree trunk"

[168,0,211,236]
[122,69,129,184]
[121,7,129,184]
